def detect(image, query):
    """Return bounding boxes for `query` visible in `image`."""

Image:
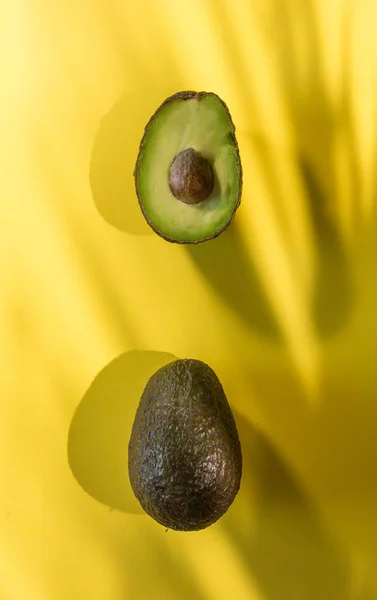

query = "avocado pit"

[169,148,214,204]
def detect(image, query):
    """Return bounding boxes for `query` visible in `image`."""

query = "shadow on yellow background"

[67,349,371,599]
[258,0,358,340]
[253,141,356,340]
[228,414,362,600]
[90,88,181,236]
[70,0,377,594]
[68,350,176,513]
[187,223,280,341]
[4,0,377,598]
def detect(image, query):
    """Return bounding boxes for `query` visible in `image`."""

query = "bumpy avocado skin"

[134,90,243,244]
[128,359,242,531]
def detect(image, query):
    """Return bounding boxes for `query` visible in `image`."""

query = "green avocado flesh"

[134,91,242,243]
[128,359,242,531]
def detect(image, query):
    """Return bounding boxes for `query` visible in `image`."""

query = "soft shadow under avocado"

[89,88,179,236]
[67,350,176,514]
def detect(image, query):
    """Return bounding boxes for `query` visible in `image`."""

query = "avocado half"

[134,91,242,244]
[128,358,242,531]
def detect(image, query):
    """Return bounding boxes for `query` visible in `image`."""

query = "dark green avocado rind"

[128,359,242,531]
[134,91,243,244]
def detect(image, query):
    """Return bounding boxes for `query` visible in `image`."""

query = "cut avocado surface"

[128,358,242,531]
[134,91,242,244]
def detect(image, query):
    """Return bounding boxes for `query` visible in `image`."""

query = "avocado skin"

[128,359,242,531]
[134,91,243,244]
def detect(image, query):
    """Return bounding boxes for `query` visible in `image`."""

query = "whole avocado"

[128,359,242,531]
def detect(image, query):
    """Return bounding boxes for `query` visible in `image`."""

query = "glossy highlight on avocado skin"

[128,359,242,531]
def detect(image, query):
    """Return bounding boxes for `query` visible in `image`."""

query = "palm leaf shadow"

[255,0,357,339]
[186,221,280,340]
[228,412,366,600]
[300,158,356,338]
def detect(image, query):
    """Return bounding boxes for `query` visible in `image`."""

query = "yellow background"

[1,0,377,598]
